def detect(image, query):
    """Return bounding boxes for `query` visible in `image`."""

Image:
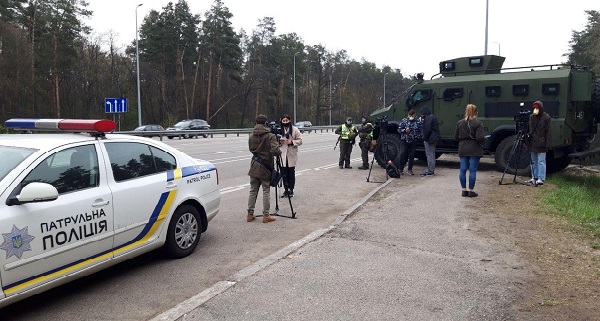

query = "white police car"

[0,118,220,308]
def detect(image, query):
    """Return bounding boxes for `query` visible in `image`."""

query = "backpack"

[385,160,401,178]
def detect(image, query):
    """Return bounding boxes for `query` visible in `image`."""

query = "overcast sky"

[87,0,598,79]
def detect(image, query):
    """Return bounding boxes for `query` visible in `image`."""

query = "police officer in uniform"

[335,117,358,169]
[357,115,374,170]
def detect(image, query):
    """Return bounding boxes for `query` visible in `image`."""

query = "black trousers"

[281,166,296,191]
[399,140,417,171]
[338,141,353,166]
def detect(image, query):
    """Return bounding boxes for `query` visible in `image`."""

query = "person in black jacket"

[419,107,441,176]
[525,100,552,186]
[454,104,485,197]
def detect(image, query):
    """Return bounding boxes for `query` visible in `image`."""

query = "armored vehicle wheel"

[375,133,403,168]
[494,136,532,176]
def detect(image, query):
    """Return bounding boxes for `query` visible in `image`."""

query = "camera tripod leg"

[499,134,521,185]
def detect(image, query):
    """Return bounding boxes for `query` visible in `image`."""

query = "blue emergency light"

[5,119,117,133]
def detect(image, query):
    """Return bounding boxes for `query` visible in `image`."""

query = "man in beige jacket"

[278,114,303,198]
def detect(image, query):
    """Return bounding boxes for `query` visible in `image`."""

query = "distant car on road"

[166,119,210,139]
[133,124,165,137]
[295,121,313,133]
[0,118,220,308]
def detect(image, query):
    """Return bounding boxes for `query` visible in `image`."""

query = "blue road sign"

[105,98,128,113]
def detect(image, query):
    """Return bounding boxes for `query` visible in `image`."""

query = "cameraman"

[526,101,552,186]
[278,114,303,198]
[247,114,281,223]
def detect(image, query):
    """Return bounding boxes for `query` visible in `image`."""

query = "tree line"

[0,2,598,130]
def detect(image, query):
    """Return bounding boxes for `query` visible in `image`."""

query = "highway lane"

[0,132,394,321]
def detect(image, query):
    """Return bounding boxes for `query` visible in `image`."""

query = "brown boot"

[246,214,255,222]
[263,215,276,223]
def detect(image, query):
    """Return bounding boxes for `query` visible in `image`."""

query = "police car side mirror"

[8,182,59,206]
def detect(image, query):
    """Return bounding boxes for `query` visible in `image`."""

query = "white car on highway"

[0,118,220,308]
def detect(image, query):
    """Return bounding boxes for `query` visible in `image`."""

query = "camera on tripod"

[514,102,531,134]
[267,121,283,137]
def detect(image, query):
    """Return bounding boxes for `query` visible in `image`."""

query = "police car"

[0,119,220,308]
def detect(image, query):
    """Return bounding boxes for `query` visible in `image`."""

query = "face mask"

[361,119,366,124]
[282,122,290,127]
[533,108,540,116]
[408,117,414,121]
[346,121,352,126]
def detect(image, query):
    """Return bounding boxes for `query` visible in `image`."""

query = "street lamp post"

[293,52,300,124]
[136,3,143,127]
[484,0,489,55]
[383,73,388,108]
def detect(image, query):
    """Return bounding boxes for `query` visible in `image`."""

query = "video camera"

[267,121,283,137]
[514,102,531,133]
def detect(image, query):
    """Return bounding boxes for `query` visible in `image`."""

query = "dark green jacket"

[528,112,552,153]
[454,118,485,156]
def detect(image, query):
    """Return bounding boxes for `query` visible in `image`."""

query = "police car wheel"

[163,205,201,258]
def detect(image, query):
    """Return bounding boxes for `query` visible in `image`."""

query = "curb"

[149,178,395,321]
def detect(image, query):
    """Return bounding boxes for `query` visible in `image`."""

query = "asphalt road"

[0,132,392,320]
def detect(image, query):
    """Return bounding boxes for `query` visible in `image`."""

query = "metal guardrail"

[117,126,338,141]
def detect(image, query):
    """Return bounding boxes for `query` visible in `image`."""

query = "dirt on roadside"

[470,167,600,320]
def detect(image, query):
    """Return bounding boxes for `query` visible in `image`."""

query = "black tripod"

[257,154,297,219]
[499,130,536,186]
[367,118,397,183]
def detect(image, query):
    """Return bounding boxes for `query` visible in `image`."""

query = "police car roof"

[0,133,154,150]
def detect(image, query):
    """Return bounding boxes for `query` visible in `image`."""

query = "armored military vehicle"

[371,55,600,174]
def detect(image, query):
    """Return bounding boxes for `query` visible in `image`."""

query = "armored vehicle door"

[435,86,468,139]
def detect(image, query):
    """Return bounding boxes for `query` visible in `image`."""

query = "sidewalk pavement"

[152,168,529,321]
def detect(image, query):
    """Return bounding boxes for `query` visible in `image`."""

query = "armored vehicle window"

[486,86,501,97]
[443,88,464,101]
[439,61,455,72]
[407,89,432,107]
[469,57,483,66]
[512,85,529,96]
[542,83,560,95]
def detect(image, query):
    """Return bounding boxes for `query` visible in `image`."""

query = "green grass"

[541,173,600,237]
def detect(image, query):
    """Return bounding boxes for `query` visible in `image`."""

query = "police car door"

[0,143,114,298]
[101,141,177,257]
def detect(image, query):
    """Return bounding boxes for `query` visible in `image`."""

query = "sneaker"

[288,191,294,198]
[407,170,414,176]
[345,166,353,169]
[358,165,369,170]
[461,191,468,197]
[420,171,434,177]
[468,191,478,197]
[525,178,536,184]
[536,179,544,186]
[339,165,343,169]
[280,191,289,198]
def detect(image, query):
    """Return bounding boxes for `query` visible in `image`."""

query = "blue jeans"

[459,156,481,189]
[530,152,547,181]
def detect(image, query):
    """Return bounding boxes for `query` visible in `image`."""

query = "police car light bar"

[5,119,117,133]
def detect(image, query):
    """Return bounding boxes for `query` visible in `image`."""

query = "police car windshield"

[0,146,37,181]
